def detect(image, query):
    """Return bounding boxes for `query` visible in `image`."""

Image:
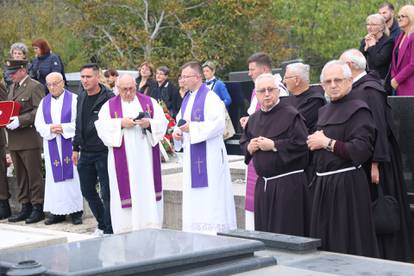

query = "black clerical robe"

[350,73,414,262]
[310,95,379,258]
[240,101,309,236]
[285,85,326,134]
[284,85,327,232]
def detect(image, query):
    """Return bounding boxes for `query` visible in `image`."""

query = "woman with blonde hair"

[360,13,394,82]
[390,5,414,95]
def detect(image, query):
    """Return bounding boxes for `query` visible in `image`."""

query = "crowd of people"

[0,0,414,264]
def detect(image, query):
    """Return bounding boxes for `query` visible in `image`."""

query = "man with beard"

[379,2,401,41]
[307,60,379,257]
[340,49,414,262]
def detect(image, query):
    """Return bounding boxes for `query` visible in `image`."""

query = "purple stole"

[108,93,162,209]
[180,84,209,188]
[42,90,74,183]
[245,89,260,212]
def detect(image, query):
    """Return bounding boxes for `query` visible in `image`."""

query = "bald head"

[46,72,65,97]
[117,74,137,102]
[340,49,367,77]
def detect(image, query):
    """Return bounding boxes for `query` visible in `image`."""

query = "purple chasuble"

[108,94,163,209]
[245,89,259,211]
[42,90,74,183]
[180,84,209,188]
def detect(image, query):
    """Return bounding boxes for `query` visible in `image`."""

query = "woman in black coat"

[360,14,394,81]
[30,38,65,94]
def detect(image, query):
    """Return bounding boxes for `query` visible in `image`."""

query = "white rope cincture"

[262,169,305,192]
[316,165,362,177]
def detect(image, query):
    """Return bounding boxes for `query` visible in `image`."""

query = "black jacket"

[72,84,114,152]
[150,80,179,115]
[360,35,394,80]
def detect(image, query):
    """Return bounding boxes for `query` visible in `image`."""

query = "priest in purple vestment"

[35,72,83,225]
[95,74,168,234]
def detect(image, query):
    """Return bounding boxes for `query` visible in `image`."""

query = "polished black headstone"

[0,229,273,276]
[218,229,321,252]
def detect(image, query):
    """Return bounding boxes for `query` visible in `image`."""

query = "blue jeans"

[77,151,113,234]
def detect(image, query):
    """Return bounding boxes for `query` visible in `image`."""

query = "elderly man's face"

[321,65,352,101]
[248,62,267,81]
[379,6,393,22]
[46,74,64,97]
[255,77,280,111]
[283,68,299,94]
[117,77,136,102]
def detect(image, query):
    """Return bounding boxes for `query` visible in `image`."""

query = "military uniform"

[5,59,45,223]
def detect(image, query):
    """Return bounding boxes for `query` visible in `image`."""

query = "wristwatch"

[326,139,334,152]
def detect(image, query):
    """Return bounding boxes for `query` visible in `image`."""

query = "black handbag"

[372,182,401,235]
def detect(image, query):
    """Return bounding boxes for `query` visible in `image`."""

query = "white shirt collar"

[353,71,367,83]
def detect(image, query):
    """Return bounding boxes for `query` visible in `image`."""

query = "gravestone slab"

[0,224,67,253]
[218,229,321,252]
[0,229,274,276]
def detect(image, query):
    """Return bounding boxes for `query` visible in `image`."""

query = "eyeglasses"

[366,23,381,26]
[180,75,198,80]
[322,78,347,86]
[397,14,408,20]
[46,80,63,87]
[283,75,297,80]
[256,87,278,94]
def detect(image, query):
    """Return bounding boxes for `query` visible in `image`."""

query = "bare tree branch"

[99,26,124,58]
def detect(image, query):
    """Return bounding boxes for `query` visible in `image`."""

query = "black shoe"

[70,211,83,225]
[44,214,66,225]
[0,200,11,220]
[25,204,44,224]
[8,203,32,222]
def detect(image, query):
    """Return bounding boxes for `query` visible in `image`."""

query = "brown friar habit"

[310,95,379,258]
[349,72,414,262]
[240,100,309,236]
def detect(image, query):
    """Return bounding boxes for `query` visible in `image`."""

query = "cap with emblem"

[5,59,28,74]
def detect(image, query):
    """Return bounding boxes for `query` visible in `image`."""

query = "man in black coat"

[340,49,414,262]
[72,63,114,235]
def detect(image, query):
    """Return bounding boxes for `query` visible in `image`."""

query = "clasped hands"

[50,124,63,134]
[307,130,330,151]
[247,136,274,155]
[121,117,150,129]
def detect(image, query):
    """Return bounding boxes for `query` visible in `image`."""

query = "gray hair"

[366,13,390,36]
[9,42,29,57]
[46,72,63,81]
[255,73,281,88]
[320,60,352,82]
[286,62,310,83]
[341,49,367,71]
